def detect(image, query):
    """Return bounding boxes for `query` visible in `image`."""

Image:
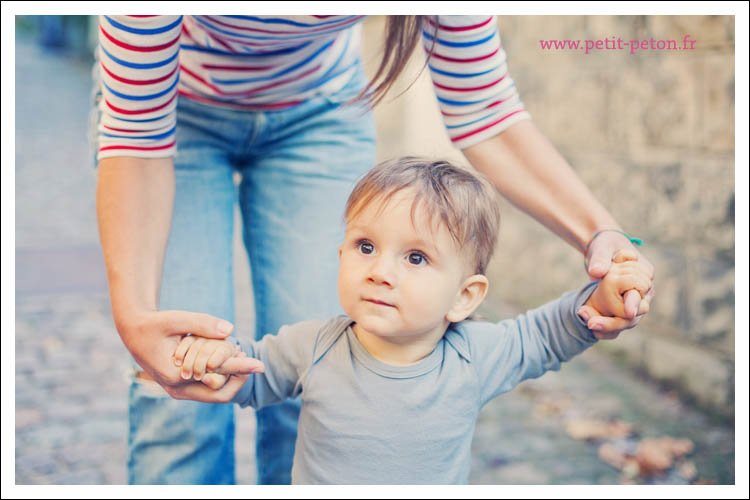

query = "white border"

[2,2,747,499]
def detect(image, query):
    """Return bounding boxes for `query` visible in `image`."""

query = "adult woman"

[94,15,653,485]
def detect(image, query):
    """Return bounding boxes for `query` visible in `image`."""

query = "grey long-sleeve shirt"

[232,282,599,484]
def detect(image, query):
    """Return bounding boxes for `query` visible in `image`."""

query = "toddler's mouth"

[363,298,396,308]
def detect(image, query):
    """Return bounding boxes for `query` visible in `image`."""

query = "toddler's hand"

[583,249,652,329]
[174,336,264,390]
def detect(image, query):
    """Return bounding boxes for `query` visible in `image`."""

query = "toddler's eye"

[408,252,426,266]
[358,241,374,255]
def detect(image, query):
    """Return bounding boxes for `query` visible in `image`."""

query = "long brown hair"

[355,15,439,108]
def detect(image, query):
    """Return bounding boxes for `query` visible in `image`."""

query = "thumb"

[622,290,641,319]
[586,243,613,279]
[576,304,599,323]
[159,310,234,339]
[215,356,266,375]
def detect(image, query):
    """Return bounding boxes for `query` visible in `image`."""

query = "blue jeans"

[119,67,376,484]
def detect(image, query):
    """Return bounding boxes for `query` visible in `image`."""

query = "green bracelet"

[584,229,644,270]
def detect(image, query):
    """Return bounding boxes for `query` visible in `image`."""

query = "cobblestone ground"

[13,35,735,486]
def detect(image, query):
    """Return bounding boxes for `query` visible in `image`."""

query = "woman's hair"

[344,157,501,275]
[355,16,439,108]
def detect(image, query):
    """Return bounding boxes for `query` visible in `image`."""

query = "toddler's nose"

[367,257,396,288]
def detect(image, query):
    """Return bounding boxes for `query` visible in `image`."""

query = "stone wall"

[362,16,735,418]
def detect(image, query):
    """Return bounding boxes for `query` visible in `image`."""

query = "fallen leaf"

[565,418,633,441]
[669,438,695,457]
[677,460,698,481]
[598,442,626,470]
[636,438,674,475]
[609,421,634,439]
[622,458,640,479]
[532,395,571,417]
[694,479,718,485]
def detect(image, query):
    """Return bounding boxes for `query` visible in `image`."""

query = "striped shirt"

[96,15,530,160]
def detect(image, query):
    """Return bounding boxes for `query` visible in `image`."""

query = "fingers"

[593,330,621,340]
[192,344,211,381]
[586,231,655,283]
[612,248,639,263]
[181,337,206,380]
[636,296,651,316]
[200,373,229,390]
[206,343,237,373]
[576,304,599,323]
[160,310,234,339]
[638,253,656,280]
[586,231,626,278]
[192,341,233,381]
[610,261,652,295]
[179,339,236,381]
[176,336,257,382]
[215,355,266,376]
[642,282,655,303]
[623,289,642,319]
[586,252,612,280]
[168,374,249,403]
[586,314,640,336]
[173,335,197,366]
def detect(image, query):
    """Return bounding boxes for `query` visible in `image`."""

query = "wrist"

[110,297,157,345]
[566,202,622,253]
[583,287,606,317]
[586,229,643,251]
[579,224,623,254]
[583,229,644,272]
[107,270,158,323]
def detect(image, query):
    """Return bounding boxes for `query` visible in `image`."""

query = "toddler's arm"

[168,319,328,407]
[174,336,265,390]
[468,252,651,407]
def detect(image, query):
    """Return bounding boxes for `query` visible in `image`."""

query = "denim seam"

[242,111,267,157]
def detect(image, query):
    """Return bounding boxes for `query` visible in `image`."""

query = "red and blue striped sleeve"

[423,16,531,150]
[96,15,182,160]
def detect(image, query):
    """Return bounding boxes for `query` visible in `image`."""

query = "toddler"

[173,157,651,484]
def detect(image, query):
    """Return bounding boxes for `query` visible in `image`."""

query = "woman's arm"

[96,156,234,388]
[420,16,654,336]
[463,120,654,337]
[96,156,174,322]
[95,16,250,394]
[463,119,619,254]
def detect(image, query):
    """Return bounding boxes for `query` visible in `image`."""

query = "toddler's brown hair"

[344,157,501,275]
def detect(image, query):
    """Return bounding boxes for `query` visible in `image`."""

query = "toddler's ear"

[446,275,488,323]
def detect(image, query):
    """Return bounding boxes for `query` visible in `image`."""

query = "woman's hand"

[165,372,249,403]
[580,232,655,339]
[117,309,235,390]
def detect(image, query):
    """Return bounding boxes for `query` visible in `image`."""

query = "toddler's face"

[338,189,471,343]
